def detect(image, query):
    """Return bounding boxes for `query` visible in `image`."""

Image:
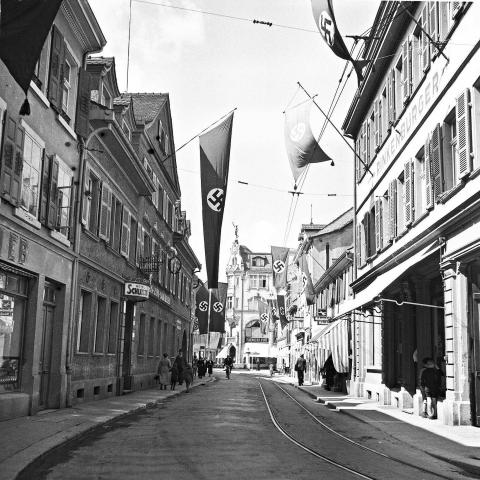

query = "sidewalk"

[267,375,480,448]
[0,377,214,480]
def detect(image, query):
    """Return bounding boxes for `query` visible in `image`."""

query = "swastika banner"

[200,112,235,288]
[195,283,209,334]
[284,99,331,183]
[209,281,227,333]
[298,254,315,306]
[271,246,290,291]
[277,294,289,329]
[311,0,368,85]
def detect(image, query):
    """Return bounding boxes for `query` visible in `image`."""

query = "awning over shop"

[216,343,235,359]
[244,343,278,358]
[312,319,349,373]
[334,241,440,319]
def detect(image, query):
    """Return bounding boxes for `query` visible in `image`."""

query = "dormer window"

[252,256,265,267]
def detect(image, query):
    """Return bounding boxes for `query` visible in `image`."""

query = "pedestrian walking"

[173,350,185,385]
[420,357,443,419]
[256,358,261,371]
[206,358,214,377]
[269,362,274,377]
[192,354,198,378]
[184,363,193,393]
[157,353,171,390]
[224,355,233,379]
[294,354,307,386]
[170,362,179,390]
[197,357,206,378]
[322,355,336,391]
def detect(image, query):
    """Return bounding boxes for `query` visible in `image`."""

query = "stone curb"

[1,378,214,480]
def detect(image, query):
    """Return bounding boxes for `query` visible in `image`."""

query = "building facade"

[0,1,105,420]
[341,1,480,425]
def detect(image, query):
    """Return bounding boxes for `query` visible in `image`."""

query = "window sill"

[14,207,41,229]
[29,81,50,108]
[468,167,480,180]
[411,211,429,228]
[437,182,465,204]
[57,114,77,141]
[82,228,100,242]
[106,245,122,257]
[50,229,71,247]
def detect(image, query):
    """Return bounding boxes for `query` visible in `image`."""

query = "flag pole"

[297,82,373,176]
[207,288,212,359]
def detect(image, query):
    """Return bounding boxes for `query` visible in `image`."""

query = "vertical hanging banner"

[209,282,227,333]
[277,294,288,329]
[298,254,315,306]
[195,284,209,335]
[311,0,368,85]
[271,246,290,291]
[200,111,235,289]
[0,0,64,115]
[284,99,331,183]
[258,299,269,335]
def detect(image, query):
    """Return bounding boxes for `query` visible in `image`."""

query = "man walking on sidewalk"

[295,354,307,386]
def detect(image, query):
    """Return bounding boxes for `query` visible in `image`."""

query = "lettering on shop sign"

[245,337,268,343]
[124,282,150,300]
[374,62,446,179]
[149,284,172,305]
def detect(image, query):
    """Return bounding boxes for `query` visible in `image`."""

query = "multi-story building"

[0,1,105,420]
[224,237,277,368]
[341,2,480,425]
[69,58,200,404]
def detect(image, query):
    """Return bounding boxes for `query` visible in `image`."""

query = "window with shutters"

[380,190,390,248]
[411,26,422,92]
[109,195,122,252]
[151,173,158,207]
[129,217,137,263]
[368,112,375,163]
[367,206,375,258]
[381,87,388,146]
[98,183,112,241]
[84,170,101,234]
[401,39,412,104]
[394,57,403,116]
[167,198,173,227]
[441,109,457,192]
[420,4,431,72]
[20,124,43,218]
[404,160,415,226]
[60,50,78,125]
[374,197,384,252]
[428,1,439,59]
[396,174,406,233]
[158,183,164,213]
[143,230,151,258]
[414,147,427,217]
[32,31,51,93]
[120,206,131,258]
[55,158,73,236]
[472,80,480,172]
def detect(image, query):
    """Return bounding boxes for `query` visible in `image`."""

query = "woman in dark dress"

[197,358,206,378]
[170,363,178,390]
[206,358,214,377]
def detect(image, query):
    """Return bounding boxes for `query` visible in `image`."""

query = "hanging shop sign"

[168,256,182,274]
[124,282,150,302]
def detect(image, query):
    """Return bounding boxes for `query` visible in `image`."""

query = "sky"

[89,0,380,282]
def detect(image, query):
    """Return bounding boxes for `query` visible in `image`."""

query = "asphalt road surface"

[19,371,480,480]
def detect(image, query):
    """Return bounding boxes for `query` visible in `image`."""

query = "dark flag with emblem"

[200,112,235,289]
[311,0,368,85]
[258,299,269,334]
[284,99,331,183]
[195,284,209,334]
[209,282,227,333]
[0,0,64,115]
[298,254,315,306]
[277,294,288,329]
[271,246,290,291]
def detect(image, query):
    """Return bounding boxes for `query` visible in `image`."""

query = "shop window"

[77,291,92,353]
[0,273,27,392]
[107,301,119,354]
[94,296,107,353]
[138,314,146,356]
[148,317,155,356]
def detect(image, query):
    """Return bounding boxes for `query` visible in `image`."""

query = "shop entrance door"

[122,301,134,391]
[39,299,55,408]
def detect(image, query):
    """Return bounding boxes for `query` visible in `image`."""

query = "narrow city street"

[18,372,480,480]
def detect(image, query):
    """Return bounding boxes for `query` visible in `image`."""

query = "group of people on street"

[158,351,219,392]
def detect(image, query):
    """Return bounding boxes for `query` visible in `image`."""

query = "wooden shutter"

[2,117,24,206]
[47,155,59,229]
[355,138,360,182]
[136,223,144,265]
[81,164,90,225]
[456,89,472,180]
[404,160,412,226]
[388,180,397,241]
[98,183,112,240]
[438,2,449,44]
[120,206,130,257]
[374,199,383,252]
[431,124,444,201]
[363,212,370,258]
[48,25,65,111]
[402,40,410,103]
[163,191,168,219]
[451,2,462,20]
[429,2,438,58]
[374,100,380,149]
[39,152,51,225]
[421,6,430,72]
[424,136,434,209]
[68,179,76,242]
[75,68,92,139]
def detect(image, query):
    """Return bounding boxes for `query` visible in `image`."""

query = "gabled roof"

[86,56,120,98]
[309,208,353,238]
[120,93,168,124]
